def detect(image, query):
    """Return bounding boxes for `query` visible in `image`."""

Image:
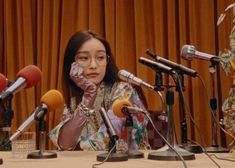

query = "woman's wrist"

[77,102,94,117]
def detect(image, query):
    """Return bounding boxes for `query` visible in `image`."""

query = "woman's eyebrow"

[76,51,89,54]
[76,50,105,54]
[96,50,106,53]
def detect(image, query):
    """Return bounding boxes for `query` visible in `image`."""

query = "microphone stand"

[1,98,14,150]
[97,108,128,162]
[97,133,128,162]
[27,116,57,159]
[154,70,164,91]
[0,97,14,164]
[177,74,202,153]
[123,110,144,158]
[153,71,167,121]
[205,60,229,153]
[148,86,195,160]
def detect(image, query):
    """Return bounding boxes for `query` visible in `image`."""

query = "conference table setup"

[1,2,235,168]
[0,150,234,168]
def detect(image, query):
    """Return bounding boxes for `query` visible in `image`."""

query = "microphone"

[112,99,146,159]
[112,99,146,118]
[9,89,64,142]
[146,49,198,77]
[97,108,129,161]
[0,73,8,92]
[118,69,167,120]
[99,107,118,140]
[139,57,174,75]
[181,45,220,63]
[0,65,42,104]
[118,70,154,90]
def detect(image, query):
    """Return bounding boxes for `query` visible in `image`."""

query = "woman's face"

[75,38,108,86]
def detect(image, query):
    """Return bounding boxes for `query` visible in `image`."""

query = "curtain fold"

[0,0,234,149]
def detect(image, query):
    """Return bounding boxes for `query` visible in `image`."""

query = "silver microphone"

[99,107,118,139]
[9,89,64,142]
[181,45,220,63]
[118,70,168,121]
[118,69,154,90]
[9,104,48,142]
[0,65,41,105]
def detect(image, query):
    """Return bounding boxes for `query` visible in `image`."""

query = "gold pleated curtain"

[0,0,234,149]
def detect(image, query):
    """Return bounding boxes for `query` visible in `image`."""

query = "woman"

[49,30,149,151]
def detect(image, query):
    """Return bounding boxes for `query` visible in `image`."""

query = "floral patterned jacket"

[48,81,149,151]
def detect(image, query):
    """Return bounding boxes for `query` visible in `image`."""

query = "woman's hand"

[70,62,97,107]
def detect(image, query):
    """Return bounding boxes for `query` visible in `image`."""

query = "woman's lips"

[86,73,99,78]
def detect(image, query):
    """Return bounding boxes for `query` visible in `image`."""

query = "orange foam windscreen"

[0,73,7,92]
[16,65,42,88]
[40,89,64,112]
[112,99,132,118]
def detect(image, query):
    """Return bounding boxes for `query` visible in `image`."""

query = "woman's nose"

[89,57,98,68]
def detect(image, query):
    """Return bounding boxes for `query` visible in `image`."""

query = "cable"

[145,111,187,168]
[91,142,116,168]
[197,75,235,143]
[210,153,235,162]
[176,74,221,168]
[189,139,235,163]
[187,139,221,168]
[155,90,168,121]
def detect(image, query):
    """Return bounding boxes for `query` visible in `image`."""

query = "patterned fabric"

[219,29,235,149]
[146,112,167,150]
[48,81,149,151]
[221,87,235,134]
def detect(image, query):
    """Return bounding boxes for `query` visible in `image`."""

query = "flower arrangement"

[218,3,235,150]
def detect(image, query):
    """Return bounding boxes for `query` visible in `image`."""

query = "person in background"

[49,30,149,151]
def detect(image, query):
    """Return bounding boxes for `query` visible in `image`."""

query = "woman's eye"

[97,55,105,60]
[78,56,89,61]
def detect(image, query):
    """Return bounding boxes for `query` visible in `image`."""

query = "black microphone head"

[139,57,174,75]
[146,49,156,59]
[181,45,196,61]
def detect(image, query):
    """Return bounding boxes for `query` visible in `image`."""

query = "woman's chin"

[88,78,101,85]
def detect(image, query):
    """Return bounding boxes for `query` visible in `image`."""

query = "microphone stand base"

[97,152,128,162]
[27,151,57,159]
[148,150,195,161]
[127,150,144,159]
[205,145,230,153]
[179,144,203,153]
[148,145,195,161]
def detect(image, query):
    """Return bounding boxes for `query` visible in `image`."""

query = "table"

[0,150,234,168]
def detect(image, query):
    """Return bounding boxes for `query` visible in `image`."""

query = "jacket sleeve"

[48,104,87,150]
